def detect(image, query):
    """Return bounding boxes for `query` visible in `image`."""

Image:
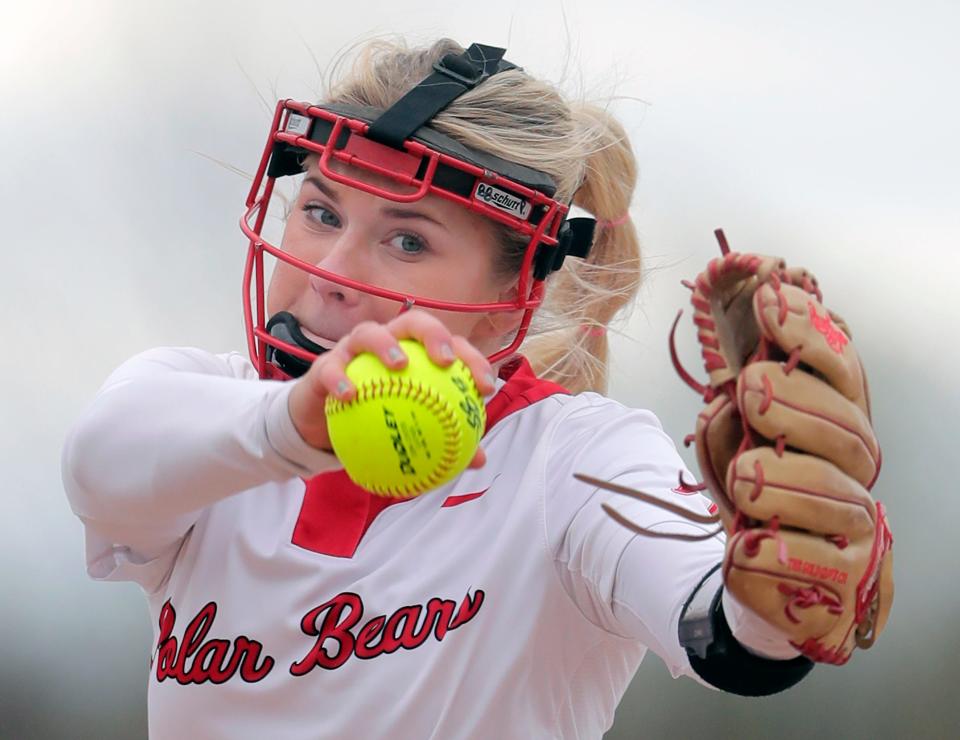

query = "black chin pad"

[265,312,328,378]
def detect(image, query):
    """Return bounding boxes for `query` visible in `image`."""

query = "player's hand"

[287,309,497,469]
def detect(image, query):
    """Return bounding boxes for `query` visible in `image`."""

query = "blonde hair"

[324,39,642,394]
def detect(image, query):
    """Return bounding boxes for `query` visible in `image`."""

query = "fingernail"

[484,373,497,389]
[387,346,405,364]
[335,380,351,397]
[440,343,455,362]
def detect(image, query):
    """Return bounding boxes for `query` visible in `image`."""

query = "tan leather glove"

[582,231,893,665]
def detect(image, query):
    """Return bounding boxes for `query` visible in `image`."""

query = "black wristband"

[679,565,815,697]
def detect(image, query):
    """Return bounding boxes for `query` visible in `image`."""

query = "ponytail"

[522,105,642,394]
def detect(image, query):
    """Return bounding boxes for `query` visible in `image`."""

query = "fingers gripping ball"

[325,340,486,498]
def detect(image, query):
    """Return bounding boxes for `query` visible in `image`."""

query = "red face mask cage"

[240,99,571,379]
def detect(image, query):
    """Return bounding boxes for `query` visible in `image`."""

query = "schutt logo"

[472,183,531,218]
[153,589,485,684]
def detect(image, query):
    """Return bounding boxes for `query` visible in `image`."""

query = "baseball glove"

[579,230,893,665]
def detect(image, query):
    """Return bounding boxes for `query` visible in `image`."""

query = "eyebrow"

[304,176,340,202]
[303,176,447,231]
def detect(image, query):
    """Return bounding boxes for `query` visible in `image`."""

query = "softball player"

[64,39,827,739]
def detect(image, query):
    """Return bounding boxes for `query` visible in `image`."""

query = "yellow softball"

[324,339,486,498]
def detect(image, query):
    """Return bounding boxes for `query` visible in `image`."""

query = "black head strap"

[366,43,519,149]
[533,217,596,280]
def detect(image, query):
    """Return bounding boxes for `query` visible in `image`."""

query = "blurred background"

[2,0,957,737]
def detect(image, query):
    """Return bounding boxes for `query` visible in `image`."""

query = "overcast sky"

[2,1,958,737]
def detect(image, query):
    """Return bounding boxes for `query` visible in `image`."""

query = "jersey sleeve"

[61,347,340,591]
[545,393,794,681]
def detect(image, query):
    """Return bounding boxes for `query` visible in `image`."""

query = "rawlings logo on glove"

[580,230,894,665]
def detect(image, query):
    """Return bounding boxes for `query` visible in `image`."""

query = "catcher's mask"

[240,42,596,379]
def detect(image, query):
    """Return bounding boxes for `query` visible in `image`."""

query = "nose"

[308,231,366,308]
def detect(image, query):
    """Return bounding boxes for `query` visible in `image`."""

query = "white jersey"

[63,347,794,739]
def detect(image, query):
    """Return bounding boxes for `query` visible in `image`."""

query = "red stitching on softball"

[337,373,468,498]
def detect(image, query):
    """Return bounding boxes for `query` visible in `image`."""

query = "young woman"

[63,39,882,738]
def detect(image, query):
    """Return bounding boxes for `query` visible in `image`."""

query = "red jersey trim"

[483,356,570,432]
[291,357,569,558]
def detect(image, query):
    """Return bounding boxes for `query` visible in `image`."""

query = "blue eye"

[390,233,427,255]
[304,204,341,227]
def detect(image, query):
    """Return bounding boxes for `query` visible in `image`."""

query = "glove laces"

[573,473,722,542]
